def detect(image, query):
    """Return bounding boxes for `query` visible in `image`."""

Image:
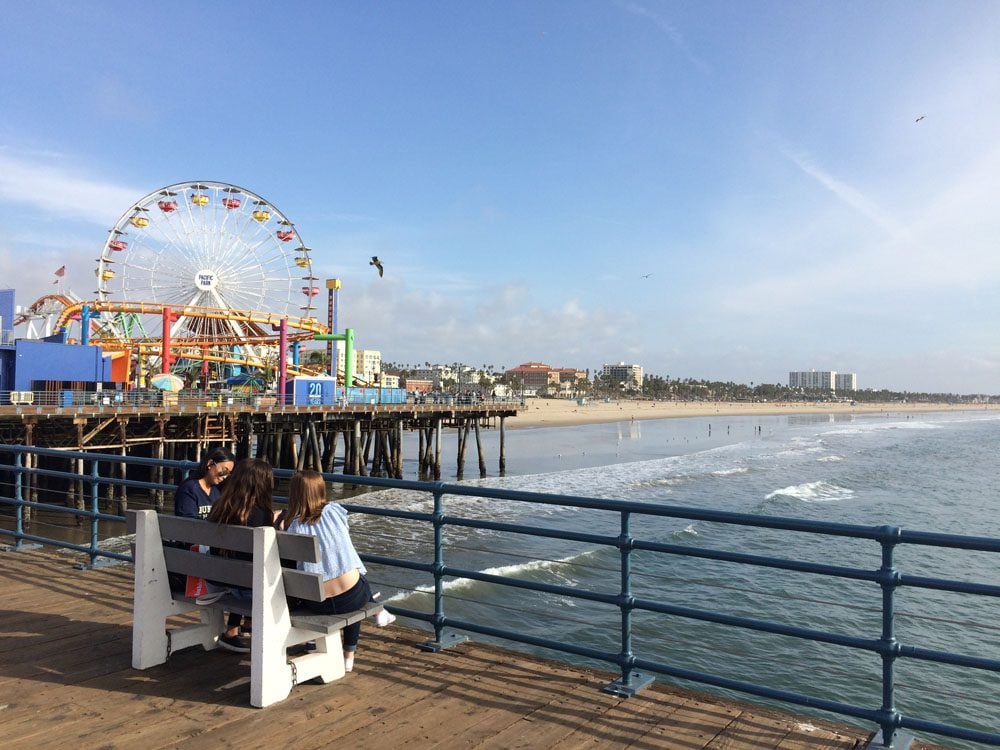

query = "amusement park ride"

[13,181,349,390]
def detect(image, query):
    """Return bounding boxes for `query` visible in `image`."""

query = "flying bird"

[915,115,926,123]
[641,273,653,279]
[370,256,384,277]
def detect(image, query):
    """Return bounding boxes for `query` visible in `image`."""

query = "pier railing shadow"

[0,445,997,748]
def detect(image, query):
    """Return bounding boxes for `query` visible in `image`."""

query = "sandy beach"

[509,397,993,429]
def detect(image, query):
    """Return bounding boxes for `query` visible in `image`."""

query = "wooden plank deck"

[0,546,920,749]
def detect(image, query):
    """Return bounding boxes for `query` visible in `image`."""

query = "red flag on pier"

[53,265,66,284]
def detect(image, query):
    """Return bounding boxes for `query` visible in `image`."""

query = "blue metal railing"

[0,444,997,748]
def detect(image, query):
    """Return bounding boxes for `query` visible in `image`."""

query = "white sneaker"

[344,653,355,672]
[195,589,229,605]
[375,609,396,627]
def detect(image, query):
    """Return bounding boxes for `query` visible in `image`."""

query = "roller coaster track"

[19,296,357,381]
[54,300,328,337]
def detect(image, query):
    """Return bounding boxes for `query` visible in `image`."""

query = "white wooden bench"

[127,509,385,707]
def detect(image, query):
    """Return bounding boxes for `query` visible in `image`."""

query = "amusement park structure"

[12,181,361,389]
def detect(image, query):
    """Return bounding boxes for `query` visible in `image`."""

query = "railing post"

[13,452,24,549]
[418,484,467,652]
[604,510,653,696]
[867,526,912,750]
[72,458,103,569]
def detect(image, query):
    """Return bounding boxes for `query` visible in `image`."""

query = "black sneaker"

[217,634,251,653]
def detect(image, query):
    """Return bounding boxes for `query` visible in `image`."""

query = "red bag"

[185,544,210,598]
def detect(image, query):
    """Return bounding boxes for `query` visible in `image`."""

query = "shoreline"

[507,397,993,430]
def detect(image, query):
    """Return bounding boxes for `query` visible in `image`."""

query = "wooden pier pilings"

[242,406,514,481]
[0,402,520,519]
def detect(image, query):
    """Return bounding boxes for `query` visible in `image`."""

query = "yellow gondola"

[191,194,210,206]
[253,210,271,222]
[294,256,311,268]
[130,216,149,228]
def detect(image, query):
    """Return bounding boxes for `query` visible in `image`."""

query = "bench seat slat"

[173,597,382,635]
[289,601,385,634]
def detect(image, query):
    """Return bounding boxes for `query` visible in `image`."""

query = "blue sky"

[2,1,999,393]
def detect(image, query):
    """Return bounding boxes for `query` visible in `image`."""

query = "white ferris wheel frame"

[95,181,318,364]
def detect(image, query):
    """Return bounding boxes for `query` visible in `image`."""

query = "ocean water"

[352,410,1000,747]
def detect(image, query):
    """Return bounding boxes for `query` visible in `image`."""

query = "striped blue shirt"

[288,502,366,580]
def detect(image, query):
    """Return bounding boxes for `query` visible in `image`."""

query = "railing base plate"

[74,557,126,571]
[416,632,469,652]
[865,730,914,750]
[1,543,43,552]
[603,671,655,697]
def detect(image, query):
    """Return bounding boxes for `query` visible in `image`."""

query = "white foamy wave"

[384,550,592,603]
[825,420,940,435]
[677,524,698,537]
[765,481,855,503]
[776,445,825,457]
[817,455,844,462]
[711,467,748,476]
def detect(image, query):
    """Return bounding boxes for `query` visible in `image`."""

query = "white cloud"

[618,1,711,74]
[334,279,637,371]
[0,151,140,224]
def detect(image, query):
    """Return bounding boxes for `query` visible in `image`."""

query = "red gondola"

[108,240,128,251]
[158,200,178,212]
[302,286,320,296]
[276,230,294,242]
[223,198,241,209]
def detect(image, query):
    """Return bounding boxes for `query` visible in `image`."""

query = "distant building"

[602,362,643,390]
[835,372,858,392]
[503,362,586,393]
[505,362,557,390]
[335,343,381,385]
[789,370,835,390]
[402,377,433,394]
[789,370,857,392]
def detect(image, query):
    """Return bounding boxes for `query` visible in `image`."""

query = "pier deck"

[0,547,917,749]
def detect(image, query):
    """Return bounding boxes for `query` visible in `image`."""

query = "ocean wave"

[711,467,748,476]
[817,455,844,462]
[824,421,941,435]
[765,481,855,503]
[384,549,595,604]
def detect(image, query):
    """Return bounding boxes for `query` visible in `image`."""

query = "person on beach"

[283,469,395,673]
[205,457,278,652]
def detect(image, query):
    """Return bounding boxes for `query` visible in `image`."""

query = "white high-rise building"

[789,370,836,390]
[789,370,858,392]
[602,362,644,390]
[835,373,858,392]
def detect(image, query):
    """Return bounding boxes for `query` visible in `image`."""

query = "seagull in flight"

[370,256,384,277]
[915,115,926,123]
[641,273,653,279]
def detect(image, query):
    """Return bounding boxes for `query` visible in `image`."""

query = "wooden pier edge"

[0,546,948,749]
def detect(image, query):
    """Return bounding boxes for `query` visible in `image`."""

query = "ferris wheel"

[95,181,319,356]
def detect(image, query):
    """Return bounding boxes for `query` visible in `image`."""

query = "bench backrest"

[127,510,327,602]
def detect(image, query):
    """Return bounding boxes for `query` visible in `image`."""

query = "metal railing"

[0,444,997,748]
[0,389,524,411]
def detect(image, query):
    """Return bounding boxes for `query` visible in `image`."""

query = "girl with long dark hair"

[205,457,277,651]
